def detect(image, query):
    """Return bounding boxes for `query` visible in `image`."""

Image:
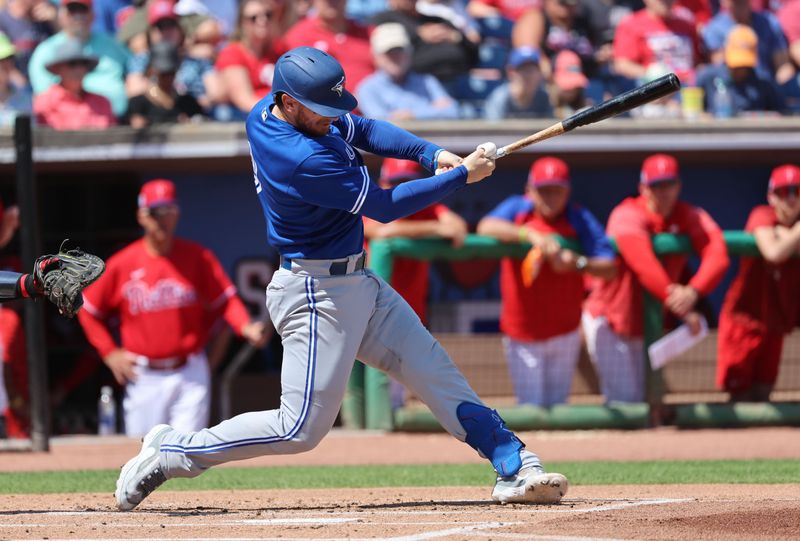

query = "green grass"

[0,460,798,494]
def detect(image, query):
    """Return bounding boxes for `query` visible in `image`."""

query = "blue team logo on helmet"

[272,47,358,118]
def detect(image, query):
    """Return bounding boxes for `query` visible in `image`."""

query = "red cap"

[554,50,588,91]
[138,179,177,208]
[768,164,800,191]
[528,157,570,187]
[61,0,92,8]
[148,0,177,26]
[380,158,422,184]
[640,154,679,185]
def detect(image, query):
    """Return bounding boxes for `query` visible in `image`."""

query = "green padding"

[394,403,650,431]
[674,402,800,427]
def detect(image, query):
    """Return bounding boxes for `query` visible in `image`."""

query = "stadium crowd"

[1,0,800,129]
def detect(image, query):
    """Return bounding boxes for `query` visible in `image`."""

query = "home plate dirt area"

[1,484,799,541]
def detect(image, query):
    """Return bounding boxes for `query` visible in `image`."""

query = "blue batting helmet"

[272,46,358,118]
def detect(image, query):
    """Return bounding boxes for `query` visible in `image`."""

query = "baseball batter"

[115,46,568,511]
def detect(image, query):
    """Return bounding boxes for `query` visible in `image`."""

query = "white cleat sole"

[115,424,172,511]
[493,472,569,505]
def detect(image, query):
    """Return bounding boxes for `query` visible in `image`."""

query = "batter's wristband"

[432,148,444,171]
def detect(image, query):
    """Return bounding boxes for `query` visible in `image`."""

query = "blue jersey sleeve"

[334,113,443,172]
[486,195,531,221]
[290,152,468,223]
[566,204,615,258]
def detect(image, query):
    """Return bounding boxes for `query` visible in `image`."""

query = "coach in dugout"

[717,164,800,402]
[477,157,616,407]
[78,179,267,437]
[583,154,730,403]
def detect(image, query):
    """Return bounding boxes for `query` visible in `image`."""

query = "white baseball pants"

[503,328,581,407]
[123,352,210,437]
[581,312,645,403]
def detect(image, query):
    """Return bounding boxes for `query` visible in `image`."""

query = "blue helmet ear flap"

[457,402,524,477]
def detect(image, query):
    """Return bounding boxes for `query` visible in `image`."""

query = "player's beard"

[295,108,334,137]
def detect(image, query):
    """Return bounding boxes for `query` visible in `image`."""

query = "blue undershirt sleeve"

[486,196,528,221]
[334,113,443,171]
[568,204,616,258]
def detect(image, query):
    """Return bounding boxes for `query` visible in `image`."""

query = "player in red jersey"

[364,157,468,406]
[478,157,616,407]
[78,179,268,437]
[717,164,800,402]
[583,154,729,403]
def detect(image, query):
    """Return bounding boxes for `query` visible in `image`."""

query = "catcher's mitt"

[33,239,105,317]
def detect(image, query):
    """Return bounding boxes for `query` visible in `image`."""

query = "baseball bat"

[489,73,681,158]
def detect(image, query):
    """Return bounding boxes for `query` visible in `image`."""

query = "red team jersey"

[214,41,286,99]
[612,10,702,82]
[79,238,250,359]
[364,204,448,323]
[283,17,374,90]
[477,0,542,20]
[585,196,728,338]
[720,205,800,333]
[1,307,28,438]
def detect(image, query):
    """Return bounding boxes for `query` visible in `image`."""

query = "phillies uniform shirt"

[489,196,614,342]
[214,41,286,100]
[246,104,466,260]
[612,9,701,82]
[720,205,800,333]
[283,17,374,90]
[364,204,449,323]
[585,195,729,338]
[79,238,250,359]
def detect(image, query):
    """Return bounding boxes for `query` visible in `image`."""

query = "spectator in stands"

[583,154,729,403]
[213,0,285,118]
[466,0,540,22]
[364,158,467,407]
[717,165,800,402]
[511,0,612,80]
[697,25,785,115]
[126,41,204,128]
[549,49,590,117]
[33,38,117,129]
[778,0,800,69]
[357,23,459,120]
[0,0,56,79]
[0,33,32,127]
[373,0,478,83]
[174,0,239,37]
[484,46,552,120]
[346,0,388,24]
[477,157,616,407]
[702,0,794,84]
[415,0,481,44]
[28,0,130,117]
[612,0,702,84]
[125,0,220,112]
[91,0,133,35]
[284,0,373,90]
[78,179,267,437]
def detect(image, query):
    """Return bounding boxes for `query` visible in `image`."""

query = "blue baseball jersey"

[488,196,615,259]
[245,99,468,259]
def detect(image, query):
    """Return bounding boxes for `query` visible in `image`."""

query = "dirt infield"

[2,428,800,540]
[1,485,799,540]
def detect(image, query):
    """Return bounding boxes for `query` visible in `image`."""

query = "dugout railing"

[341,233,800,431]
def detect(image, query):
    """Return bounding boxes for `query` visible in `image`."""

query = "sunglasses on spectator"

[155,19,180,31]
[772,186,800,198]
[245,11,273,23]
[147,205,179,217]
[66,4,90,15]
[65,60,94,69]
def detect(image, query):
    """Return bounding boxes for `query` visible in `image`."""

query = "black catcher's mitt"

[33,240,105,317]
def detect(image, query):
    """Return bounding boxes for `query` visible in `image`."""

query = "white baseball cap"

[371,23,411,55]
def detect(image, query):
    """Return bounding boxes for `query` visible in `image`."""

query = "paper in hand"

[648,315,709,370]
